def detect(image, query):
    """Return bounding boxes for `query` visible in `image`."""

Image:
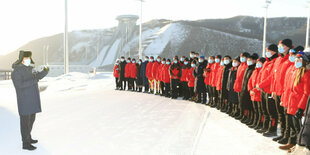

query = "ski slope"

[0,72,285,155]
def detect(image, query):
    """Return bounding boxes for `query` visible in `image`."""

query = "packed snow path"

[0,72,285,155]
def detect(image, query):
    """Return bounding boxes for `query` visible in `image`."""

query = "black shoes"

[272,136,283,142]
[263,130,277,137]
[278,137,289,144]
[23,143,37,151]
[31,139,38,144]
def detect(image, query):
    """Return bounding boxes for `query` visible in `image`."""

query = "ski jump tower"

[115,15,139,58]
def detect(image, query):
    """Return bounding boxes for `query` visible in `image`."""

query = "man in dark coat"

[227,56,241,117]
[220,56,232,113]
[169,56,182,99]
[140,56,149,93]
[194,56,208,104]
[240,53,258,125]
[118,56,127,90]
[11,50,49,151]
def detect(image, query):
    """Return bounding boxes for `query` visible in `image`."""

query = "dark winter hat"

[257,57,266,63]
[249,53,259,60]
[224,55,232,59]
[162,58,166,61]
[190,51,195,54]
[280,39,293,49]
[200,56,205,60]
[121,56,125,59]
[233,56,241,62]
[240,52,250,58]
[150,56,154,59]
[215,55,222,59]
[184,58,189,61]
[297,48,310,62]
[132,58,136,61]
[145,56,149,58]
[166,59,171,62]
[14,50,35,65]
[127,57,131,60]
[267,44,278,53]
[174,56,179,59]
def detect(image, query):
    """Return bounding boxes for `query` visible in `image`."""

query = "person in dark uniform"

[194,56,208,104]
[11,50,49,151]
[118,56,127,90]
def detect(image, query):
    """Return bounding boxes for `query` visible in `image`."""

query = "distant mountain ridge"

[0,16,307,70]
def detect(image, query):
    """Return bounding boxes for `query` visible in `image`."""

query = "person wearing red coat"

[113,60,120,90]
[247,58,266,129]
[180,59,190,100]
[152,56,161,94]
[277,46,304,145]
[146,56,155,93]
[128,58,137,91]
[258,39,293,138]
[204,56,214,105]
[124,58,132,90]
[210,55,221,108]
[280,51,310,151]
[216,58,225,110]
[255,44,279,134]
[234,52,250,119]
[158,58,166,96]
[187,61,196,101]
[162,59,171,97]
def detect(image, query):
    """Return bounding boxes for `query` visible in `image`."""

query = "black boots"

[257,117,270,133]
[263,119,278,137]
[23,143,37,151]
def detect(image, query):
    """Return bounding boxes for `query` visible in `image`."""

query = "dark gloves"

[43,66,49,72]
[295,108,304,119]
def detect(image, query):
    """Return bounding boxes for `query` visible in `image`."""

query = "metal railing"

[0,69,12,80]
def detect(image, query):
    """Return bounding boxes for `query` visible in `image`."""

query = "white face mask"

[23,59,31,66]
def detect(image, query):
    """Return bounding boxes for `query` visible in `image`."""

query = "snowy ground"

[0,72,286,155]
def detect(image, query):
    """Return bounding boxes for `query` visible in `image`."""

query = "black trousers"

[144,78,149,92]
[287,114,301,145]
[160,81,165,94]
[178,81,183,97]
[164,83,171,97]
[197,92,207,103]
[207,85,213,102]
[261,92,269,123]
[189,87,194,99]
[171,79,179,98]
[181,82,189,99]
[275,95,286,135]
[129,78,136,90]
[115,78,120,89]
[20,114,36,144]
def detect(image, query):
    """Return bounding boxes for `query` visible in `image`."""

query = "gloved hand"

[295,108,304,119]
[43,66,49,72]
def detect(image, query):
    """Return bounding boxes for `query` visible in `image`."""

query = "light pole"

[137,0,144,59]
[64,0,69,74]
[306,1,310,48]
[262,0,271,57]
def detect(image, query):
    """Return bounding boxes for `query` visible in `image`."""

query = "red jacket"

[170,65,181,79]
[113,65,119,78]
[211,63,220,87]
[216,65,224,90]
[129,63,137,78]
[248,67,262,101]
[187,67,195,87]
[162,64,171,83]
[157,63,165,81]
[257,57,278,94]
[287,69,310,115]
[281,64,296,107]
[146,62,154,80]
[271,55,290,96]
[152,61,160,81]
[204,63,214,85]
[180,67,189,82]
[234,62,248,92]
[125,63,131,78]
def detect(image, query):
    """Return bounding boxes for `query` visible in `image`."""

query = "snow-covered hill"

[0,73,285,154]
[0,16,307,70]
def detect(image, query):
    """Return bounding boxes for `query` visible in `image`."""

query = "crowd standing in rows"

[113,39,310,155]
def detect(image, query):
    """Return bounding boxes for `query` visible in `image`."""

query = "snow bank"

[0,73,285,155]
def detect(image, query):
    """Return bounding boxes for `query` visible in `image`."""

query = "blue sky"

[0,0,308,55]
